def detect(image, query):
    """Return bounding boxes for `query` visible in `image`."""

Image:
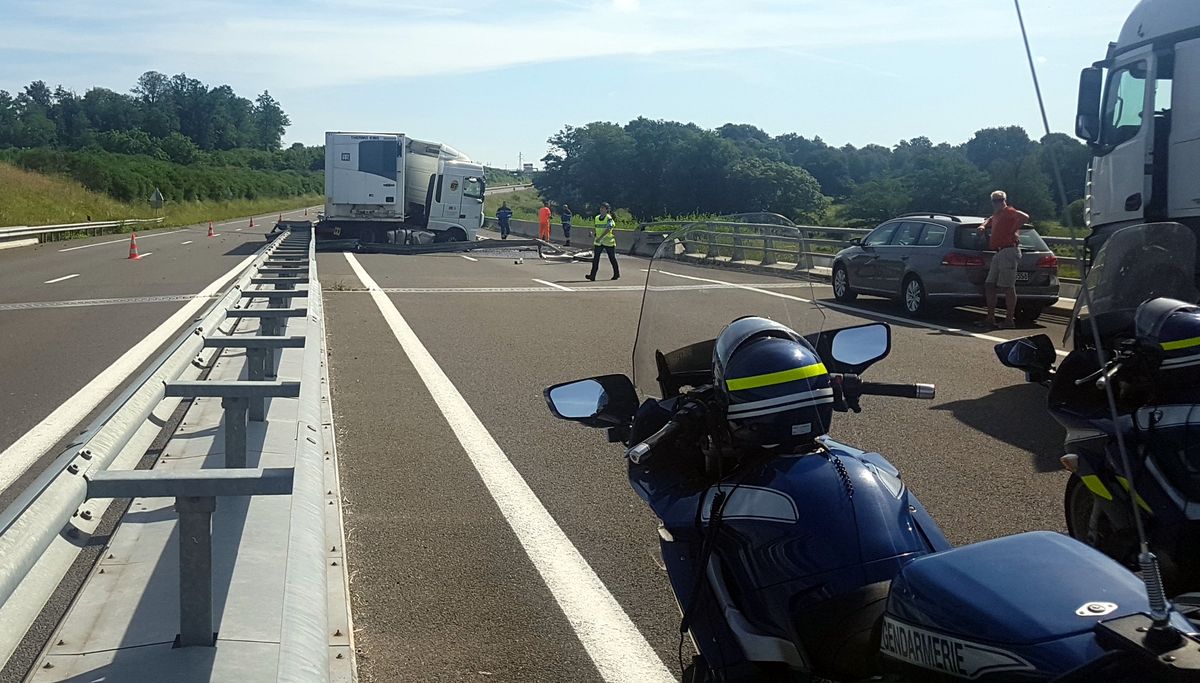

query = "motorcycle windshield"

[631,223,826,398]
[1073,222,1200,328]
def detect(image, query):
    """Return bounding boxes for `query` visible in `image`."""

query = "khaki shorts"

[985,246,1021,288]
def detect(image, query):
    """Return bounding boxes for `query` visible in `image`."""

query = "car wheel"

[1015,304,1045,324]
[901,276,929,316]
[832,265,856,302]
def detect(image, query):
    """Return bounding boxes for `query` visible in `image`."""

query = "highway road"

[0,208,314,505]
[318,234,1076,681]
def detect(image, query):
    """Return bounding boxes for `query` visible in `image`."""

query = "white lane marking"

[653,268,1070,358]
[180,240,194,245]
[57,229,188,252]
[0,294,219,311]
[136,252,152,258]
[344,253,673,683]
[459,255,479,262]
[235,228,243,231]
[0,251,263,491]
[43,274,80,284]
[531,278,573,292]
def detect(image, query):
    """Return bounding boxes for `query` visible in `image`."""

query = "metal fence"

[0,217,165,245]
[0,226,337,679]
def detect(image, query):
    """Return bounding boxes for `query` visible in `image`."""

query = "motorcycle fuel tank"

[882,531,1155,679]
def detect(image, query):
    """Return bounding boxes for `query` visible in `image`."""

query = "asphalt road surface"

[321,239,1075,682]
[0,208,314,502]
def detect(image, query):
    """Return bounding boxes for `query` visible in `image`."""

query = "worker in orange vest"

[538,200,552,242]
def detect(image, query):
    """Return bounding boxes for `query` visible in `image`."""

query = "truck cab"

[1076,0,1200,243]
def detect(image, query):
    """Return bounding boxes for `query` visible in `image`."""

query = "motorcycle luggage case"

[1136,298,1200,391]
[881,531,1149,679]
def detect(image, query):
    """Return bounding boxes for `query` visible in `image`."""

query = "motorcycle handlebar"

[626,419,681,464]
[858,381,936,400]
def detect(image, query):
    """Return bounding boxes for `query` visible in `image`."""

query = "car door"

[849,222,899,291]
[874,221,924,293]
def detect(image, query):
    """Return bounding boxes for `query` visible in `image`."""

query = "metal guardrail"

[0,217,165,242]
[0,227,335,679]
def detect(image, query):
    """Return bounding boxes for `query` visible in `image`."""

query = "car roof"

[886,213,986,226]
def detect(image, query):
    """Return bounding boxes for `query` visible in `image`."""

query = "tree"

[965,126,1034,172]
[252,91,289,150]
[160,131,200,164]
[847,177,912,225]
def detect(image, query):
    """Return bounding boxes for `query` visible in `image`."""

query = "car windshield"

[631,224,825,399]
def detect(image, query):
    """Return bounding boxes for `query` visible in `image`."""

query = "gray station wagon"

[831,213,1060,322]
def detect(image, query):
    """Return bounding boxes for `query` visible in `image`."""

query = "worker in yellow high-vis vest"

[585,202,620,281]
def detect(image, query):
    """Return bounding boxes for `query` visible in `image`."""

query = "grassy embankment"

[0,161,319,234]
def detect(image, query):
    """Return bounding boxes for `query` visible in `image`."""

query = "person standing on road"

[561,204,573,247]
[978,190,1029,329]
[496,202,513,240]
[538,200,552,242]
[586,202,620,281]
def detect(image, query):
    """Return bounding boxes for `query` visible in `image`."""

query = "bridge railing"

[0,227,341,680]
[0,217,166,247]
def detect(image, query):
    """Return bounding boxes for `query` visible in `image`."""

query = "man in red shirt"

[979,190,1029,328]
[538,200,552,242]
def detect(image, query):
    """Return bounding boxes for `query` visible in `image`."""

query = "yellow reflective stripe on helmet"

[726,363,827,392]
[1162,336,1200,352]
[1081,474,1113,501]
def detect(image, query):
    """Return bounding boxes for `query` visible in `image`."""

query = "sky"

[0,0,1142,169]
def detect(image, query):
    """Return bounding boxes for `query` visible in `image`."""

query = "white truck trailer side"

[319,131,485,243]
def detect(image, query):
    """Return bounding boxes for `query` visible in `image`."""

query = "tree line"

[0,72,291,154]
[536,119,1091,226]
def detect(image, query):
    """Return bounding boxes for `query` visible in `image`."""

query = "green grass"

[0,161,319,234]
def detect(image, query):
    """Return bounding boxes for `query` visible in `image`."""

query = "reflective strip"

[1162,336,1200,352]
[727,396,834,420]
[1081,474,1113,501]
[726,363,828,391]
[727,387,834,414]
[1162,352,1200,369]
[1116,476,1153,514]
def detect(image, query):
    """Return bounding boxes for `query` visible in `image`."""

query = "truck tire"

[445,227,468,242]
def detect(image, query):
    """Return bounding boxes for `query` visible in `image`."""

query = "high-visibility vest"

[593,214,616,247]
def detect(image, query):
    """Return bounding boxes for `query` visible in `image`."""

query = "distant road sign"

[150,188,164,209]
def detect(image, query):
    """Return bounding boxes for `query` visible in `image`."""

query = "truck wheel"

[446,227,468,242]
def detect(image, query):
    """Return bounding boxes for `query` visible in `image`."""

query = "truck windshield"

[1102,60,1147,149]
[463,177,484,200]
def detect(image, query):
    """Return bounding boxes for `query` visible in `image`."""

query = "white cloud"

[0,0,1133,92]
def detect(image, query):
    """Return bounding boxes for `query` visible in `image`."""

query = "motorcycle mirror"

[544,374,639,428]
[993,335,1056,377]
[808,323,892,375]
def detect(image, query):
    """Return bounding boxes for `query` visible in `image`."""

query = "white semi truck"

[317,132,485,243]
[1075,0,1200,244]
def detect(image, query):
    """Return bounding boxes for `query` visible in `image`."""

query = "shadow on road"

[932,383,1066,473]
[816,295,1067,336]
[223,242,268,257]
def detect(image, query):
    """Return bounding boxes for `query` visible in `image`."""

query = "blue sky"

[0,0,1139,168]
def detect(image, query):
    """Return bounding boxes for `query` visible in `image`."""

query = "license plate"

[1016,271,1031,282]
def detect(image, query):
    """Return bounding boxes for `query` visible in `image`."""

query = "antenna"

[1012,0,1175,637]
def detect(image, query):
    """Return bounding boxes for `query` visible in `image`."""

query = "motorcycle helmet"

[713,317,833,450]
[1135,297,1200,393]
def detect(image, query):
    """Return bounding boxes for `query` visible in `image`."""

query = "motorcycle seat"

[793,580,891,680]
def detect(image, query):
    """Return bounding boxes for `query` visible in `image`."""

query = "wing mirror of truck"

[1076,67,1104,144]
[544,374,640,428]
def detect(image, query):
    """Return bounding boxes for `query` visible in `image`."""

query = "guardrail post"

[705,227,717,259]
[176,495,216,647]
[222,397,248,467]
[761,234,777,266]
[731,231,746,262]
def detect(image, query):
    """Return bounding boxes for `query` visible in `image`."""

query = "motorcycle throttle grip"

[626,420,681,464]
[859,382,936,400]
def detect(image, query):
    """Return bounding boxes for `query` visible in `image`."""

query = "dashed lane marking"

[343,253,674,683]
[0,294,219,311]
[57,229,188,252]
[459,255,479,262]
[0,252,262,491]
[181,240,193,245]
[43,274,80,284]
[531,278,573,292]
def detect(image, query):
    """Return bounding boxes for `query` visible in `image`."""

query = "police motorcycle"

[544,223,1200,681]
[996,222,1200,594]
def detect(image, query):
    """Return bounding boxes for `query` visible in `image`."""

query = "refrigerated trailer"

[317,132,485,243]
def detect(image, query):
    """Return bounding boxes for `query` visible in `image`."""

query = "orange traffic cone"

[127,232,142,260]
[207,220,216,238]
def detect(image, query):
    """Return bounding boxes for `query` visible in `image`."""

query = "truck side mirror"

[1076,67,1104,144]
